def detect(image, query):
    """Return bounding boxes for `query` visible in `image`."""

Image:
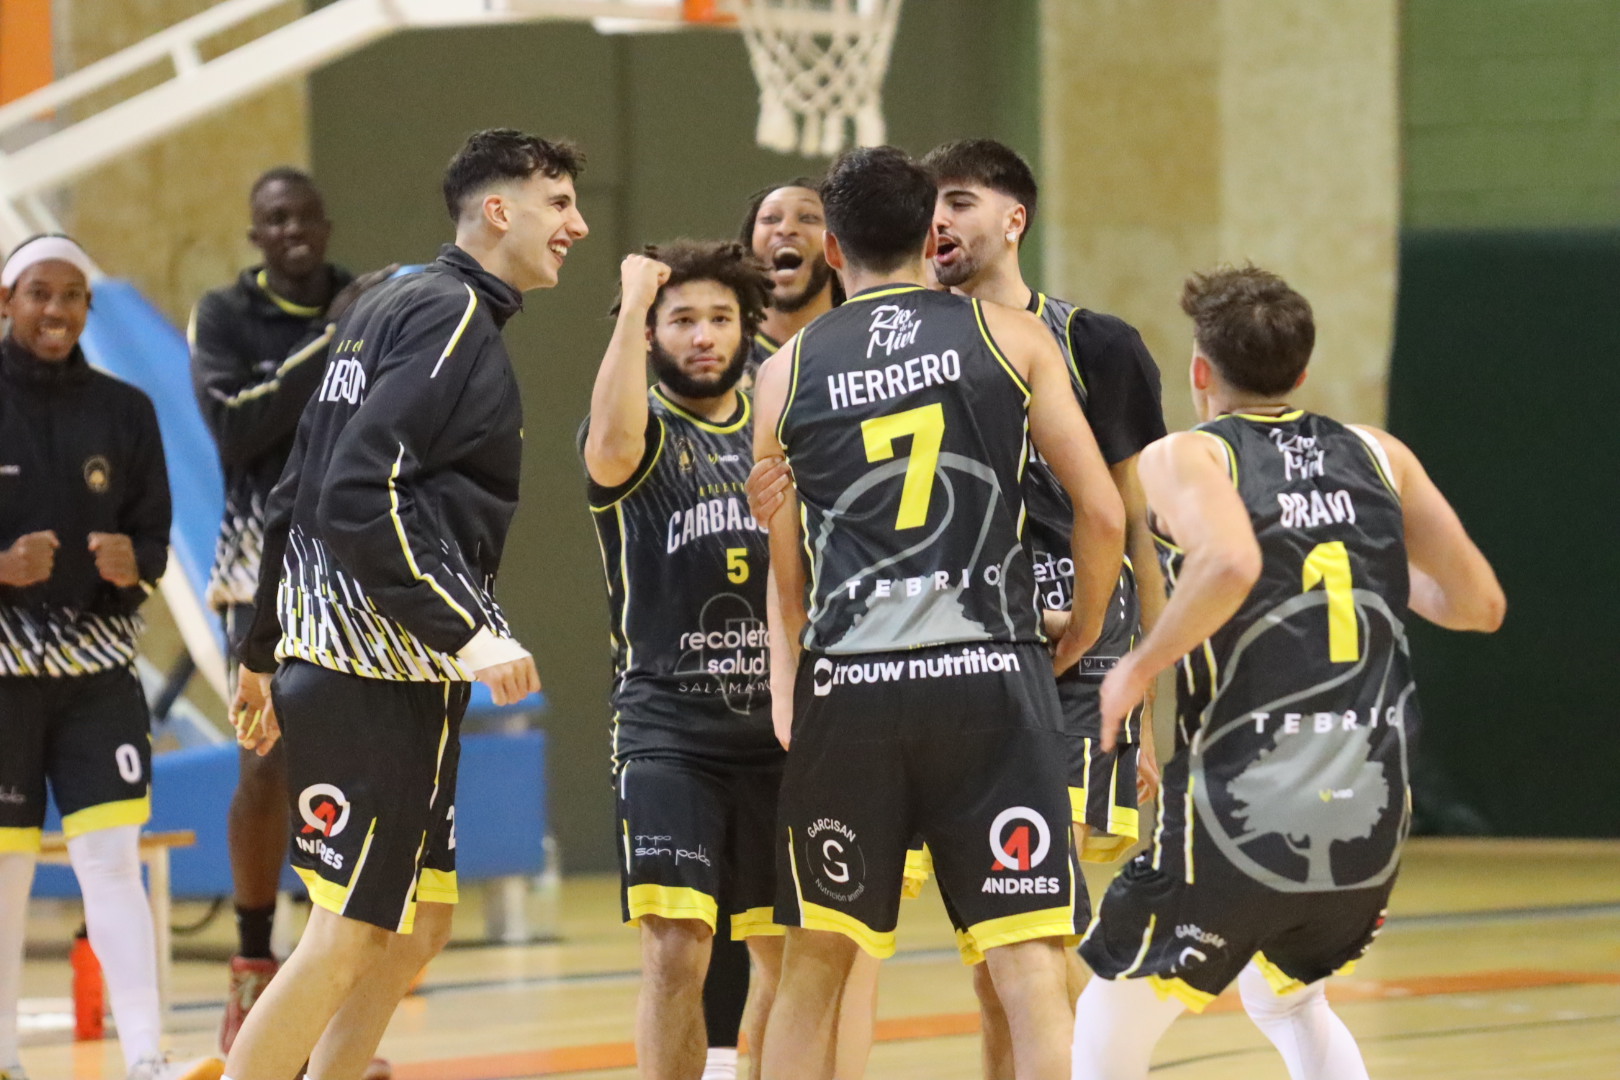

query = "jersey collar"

[652,386,751,434]
[846,283,927,303]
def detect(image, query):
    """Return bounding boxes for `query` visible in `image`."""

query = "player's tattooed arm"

[1098,433,1261,749]
[585,253,671,487]
[1352,425,1505,633]
[990,303,1125,673]
[753,344,806,749]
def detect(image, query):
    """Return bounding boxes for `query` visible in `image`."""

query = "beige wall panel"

[58,0,308,324]
[1042,0,1398,432]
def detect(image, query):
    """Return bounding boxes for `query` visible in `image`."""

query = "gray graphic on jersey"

[804,451,1010,653]
[1191,589,1412,893]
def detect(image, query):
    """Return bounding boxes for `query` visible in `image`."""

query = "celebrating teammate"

[739,179,839,377]
[189,166,393,1061]
[222,129,586,1080]
[0,235,208,1080]
[751,146,1125,1080]
[582,240,780,1080]
[1072,266,1505,1079]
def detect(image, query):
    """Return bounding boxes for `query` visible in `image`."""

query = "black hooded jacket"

[240,246,526,680]
[189,264,354,610]
[0,337,170,677]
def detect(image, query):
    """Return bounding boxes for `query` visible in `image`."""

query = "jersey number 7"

[862,403,945,530]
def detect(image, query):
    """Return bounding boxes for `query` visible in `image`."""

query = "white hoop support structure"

[724,0,903,157]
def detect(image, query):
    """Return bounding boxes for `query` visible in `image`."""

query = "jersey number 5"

[726,548,749,584]
[862,403,945,530]
[1302,541,1359,662]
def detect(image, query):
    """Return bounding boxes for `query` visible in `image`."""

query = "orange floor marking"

[392,967,1620,1080]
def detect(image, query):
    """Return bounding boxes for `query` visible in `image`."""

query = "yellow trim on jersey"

[430,285,479,378]
[971,297,1031,399]
[1062,302,1088,395]
[1198,430,1239,486]
[294,866,353,917]
[621,817,632,871]
[730,906,786,939]
[1253,951,1306,995]
[957,906,1081,966]
[210,327,336,408]
[616,505,636,671]
[753,330,781,354]
[341,818,380,918]
[1031,292,1047,318]
[625,884,720,930]
[776,331,806,448]
[1148,974,1218,1012]
[1232,409,1305,423]
[1151,530,1185,555]
[589,417,668,512]
[255,269,324,318]
[416,868,459,905]
[652,386,752,434]
[1183,774,1196,884]
[62,796,150,839]
[388,445,476,631]
[0,827,42,853]
[844,284,926,303]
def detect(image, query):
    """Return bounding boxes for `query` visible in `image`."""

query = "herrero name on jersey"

[1154,412,1417,894]
[586,389,776,770]
[777,285,1041,654]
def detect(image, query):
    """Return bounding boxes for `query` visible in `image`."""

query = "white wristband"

[456,626,530,672]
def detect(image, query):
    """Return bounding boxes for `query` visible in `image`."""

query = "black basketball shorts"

[1079,851,1395,1010]
[616,756,783,940]
[272,660,467,934]
[776,642,1087,964]
[0,668,151,852]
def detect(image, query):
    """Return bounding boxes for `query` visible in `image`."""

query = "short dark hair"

[250,165,317,204]
[442,128,586,222]
[633,239,772,338]
[1181,265,1315,396]
[820,146,936,273]
[737,176,823,245]
[922,139,1039,242]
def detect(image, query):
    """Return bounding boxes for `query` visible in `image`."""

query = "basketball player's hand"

[0,530,58,587]
[1098,654,1151,752]
[87,532,140,588]
[233,666,281,756]
[747,455,792,528]
[327,263,400,324]
[1041,608,1070,647]
[620,253,672,315]
[476,655,542,707]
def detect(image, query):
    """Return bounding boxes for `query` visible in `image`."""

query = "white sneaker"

[126,1055,225,1080]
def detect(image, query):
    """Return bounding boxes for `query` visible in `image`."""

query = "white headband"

[1,235,96,290]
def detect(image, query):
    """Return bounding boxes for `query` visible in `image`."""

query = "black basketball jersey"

[777,284,1041,653]
[1151,412,1415,893]
[1021,292,1144,737]
[587,389,777,770]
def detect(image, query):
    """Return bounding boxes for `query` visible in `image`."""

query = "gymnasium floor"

[18,839,1620,1078]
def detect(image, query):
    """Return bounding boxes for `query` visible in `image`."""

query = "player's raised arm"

[1352,425,1506,633]
[751,343,806,743]
[584,253,671,486]
[1097,432,1262,749]
[992,303,1125,672]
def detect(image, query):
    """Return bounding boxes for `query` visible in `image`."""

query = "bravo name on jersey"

[588,389,775,768]
[778,285,1041,653]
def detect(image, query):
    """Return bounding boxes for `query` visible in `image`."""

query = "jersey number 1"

[862,403,945,530]
[1302,541,1359,662]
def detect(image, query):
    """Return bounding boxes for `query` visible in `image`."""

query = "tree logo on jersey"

[297,783,351,839]
[1190,589,1412,893]
[867,304,921,358]
[804,817,866,903]
[1269,429,1325,481]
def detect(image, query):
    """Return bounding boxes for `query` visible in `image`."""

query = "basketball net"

[700,0,903,157]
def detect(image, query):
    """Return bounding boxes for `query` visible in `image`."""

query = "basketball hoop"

[698,0,903,158]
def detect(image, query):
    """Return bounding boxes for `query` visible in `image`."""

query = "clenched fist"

[0,531,58,587]
[619,253,672,316]
[88,532,140,588]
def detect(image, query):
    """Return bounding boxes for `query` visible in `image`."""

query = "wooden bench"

[38,829,196,1020]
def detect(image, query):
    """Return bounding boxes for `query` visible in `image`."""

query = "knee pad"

[65,825,142,884]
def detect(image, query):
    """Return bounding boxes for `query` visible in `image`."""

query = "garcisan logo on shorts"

[811,646,1022,697]
[805,817,866,904]
[981,807,1061,895]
